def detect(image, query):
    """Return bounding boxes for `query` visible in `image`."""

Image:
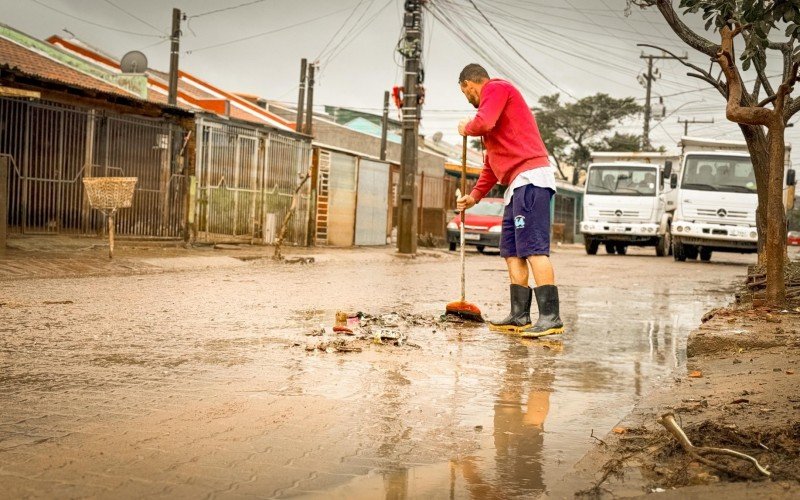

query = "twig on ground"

[658,412,771,479]
[590,429,608,446]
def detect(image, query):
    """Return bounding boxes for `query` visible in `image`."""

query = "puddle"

[277,285,724,498]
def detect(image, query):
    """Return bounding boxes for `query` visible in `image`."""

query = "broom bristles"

[445,300,484,322]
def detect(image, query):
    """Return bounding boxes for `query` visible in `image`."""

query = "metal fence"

[1,96,185,237]
[195,118,311,245]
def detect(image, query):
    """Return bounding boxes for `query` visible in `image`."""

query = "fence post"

[0,155,7,250]
[418,172,425,238]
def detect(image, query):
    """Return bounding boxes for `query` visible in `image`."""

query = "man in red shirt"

[456,64,563,338]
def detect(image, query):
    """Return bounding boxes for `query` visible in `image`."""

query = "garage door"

[355,159,390,246]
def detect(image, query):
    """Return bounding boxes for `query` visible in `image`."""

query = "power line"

[465,0,576,98]
[102,0,166,35]
[188,0,268,19]
[28,0,166,38]
[185,6,355,54]
[315,0,368,61]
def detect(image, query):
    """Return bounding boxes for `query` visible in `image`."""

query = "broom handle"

[461,136,467,303]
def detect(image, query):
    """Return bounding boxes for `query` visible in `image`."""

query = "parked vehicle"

[670,137,795,262]
[788,231,800,246]
[580,152,679,257]
[447,198,504,253]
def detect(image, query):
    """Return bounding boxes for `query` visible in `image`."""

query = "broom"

[445,136,484,322]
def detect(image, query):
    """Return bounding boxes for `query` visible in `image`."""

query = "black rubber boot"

[489,284,532,333]
[521,285,564,338]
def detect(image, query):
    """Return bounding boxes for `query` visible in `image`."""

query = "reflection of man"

[456,343,556,498]
[456,63,563,338]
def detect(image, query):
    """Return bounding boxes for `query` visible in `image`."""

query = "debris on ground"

[298,311,451,353]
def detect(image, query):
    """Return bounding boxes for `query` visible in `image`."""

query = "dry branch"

[658,413,771,479]
[273,172,311,261]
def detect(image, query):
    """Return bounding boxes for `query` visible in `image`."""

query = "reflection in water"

[456,341,557,499]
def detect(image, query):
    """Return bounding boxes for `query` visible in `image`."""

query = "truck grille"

[599,210,640,217]
[695,208,748,219]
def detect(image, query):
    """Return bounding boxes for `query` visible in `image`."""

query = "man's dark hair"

[459,64,489,84]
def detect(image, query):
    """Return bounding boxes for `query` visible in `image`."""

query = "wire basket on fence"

[82,177,138,211]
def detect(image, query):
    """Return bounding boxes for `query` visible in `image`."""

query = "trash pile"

[300,311,425,353]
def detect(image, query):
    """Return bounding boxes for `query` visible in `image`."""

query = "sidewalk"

[0,234,454,281]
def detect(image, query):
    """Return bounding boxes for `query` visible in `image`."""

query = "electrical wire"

[188,0,268,19]
[28,0,166,38]
[184,6,356,54]
[465,0,576,98]
[315,0,368,61]
[102,0,166,35]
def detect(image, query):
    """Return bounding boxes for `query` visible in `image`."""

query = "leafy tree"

[535,93,643,167]
[592,132,645,152]
[629,0,800,306]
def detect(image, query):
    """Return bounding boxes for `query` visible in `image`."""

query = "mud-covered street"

[1,245,755,498]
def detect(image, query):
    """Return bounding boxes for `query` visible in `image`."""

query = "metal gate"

[195,118,311,245]
[1,96,186,237]
[355,159,389,246]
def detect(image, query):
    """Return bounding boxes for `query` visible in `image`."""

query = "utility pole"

[380,90,390,161]
[304,62,316,136]
[296,58,307,133]
[397,0,424,254]
[640,52,684,150]
[678,117,714,136]
[168,8,182,106]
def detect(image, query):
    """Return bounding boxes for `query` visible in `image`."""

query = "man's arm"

[469,159,498,203]
[464,83,508,136]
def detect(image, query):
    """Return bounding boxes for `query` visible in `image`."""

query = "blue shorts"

[500,184,553,258]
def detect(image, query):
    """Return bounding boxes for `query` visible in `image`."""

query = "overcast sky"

[4,0,799,162]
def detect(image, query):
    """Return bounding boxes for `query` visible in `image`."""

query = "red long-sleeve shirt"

[464,79,550,202]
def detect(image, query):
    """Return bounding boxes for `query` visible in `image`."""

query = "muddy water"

[0,248,750,498]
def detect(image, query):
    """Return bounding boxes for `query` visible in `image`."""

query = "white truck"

[670,136,795,262]
[580,151,680,256]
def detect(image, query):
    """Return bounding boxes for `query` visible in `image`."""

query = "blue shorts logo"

[514,215,526,229]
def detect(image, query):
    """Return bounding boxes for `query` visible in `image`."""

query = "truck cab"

[670,137,794,262]
[580,160,675,256]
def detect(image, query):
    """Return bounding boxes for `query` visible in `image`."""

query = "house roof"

[344,117,401,144]
[0,36,139,99]
[46,35,299,133]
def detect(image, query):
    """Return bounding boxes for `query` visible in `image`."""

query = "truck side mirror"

[788,169,796,186]
[663,161,673,180]
[670,173,678,189]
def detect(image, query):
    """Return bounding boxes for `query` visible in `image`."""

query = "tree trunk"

[738,124,770,264]
[765,124,787,306]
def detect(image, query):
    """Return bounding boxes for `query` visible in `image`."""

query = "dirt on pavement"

[557,301,800,499]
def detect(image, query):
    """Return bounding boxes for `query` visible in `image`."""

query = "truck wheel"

[476,245,486,254]
[616,244,627,255]
[673,240,687,262]
[605,243,616,254]
[449,242,456,251]
[685,245,699,260]
[700,248,712,262]
[656,232,670,257]
[585,238,599,255]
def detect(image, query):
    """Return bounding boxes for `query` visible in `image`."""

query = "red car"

[447,197,505,253]
[789,231,800,246]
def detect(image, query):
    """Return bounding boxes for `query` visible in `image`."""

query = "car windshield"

[466,202,504,216]
[586,166,658,196]
[682,154,756,193]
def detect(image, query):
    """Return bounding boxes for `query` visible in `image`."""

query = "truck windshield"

[682,155,756,193]
[586,166,657,196]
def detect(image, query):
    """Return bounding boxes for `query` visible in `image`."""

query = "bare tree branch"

[638,43,727,96]
[717,26,773,126]
[650,0,720,57]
